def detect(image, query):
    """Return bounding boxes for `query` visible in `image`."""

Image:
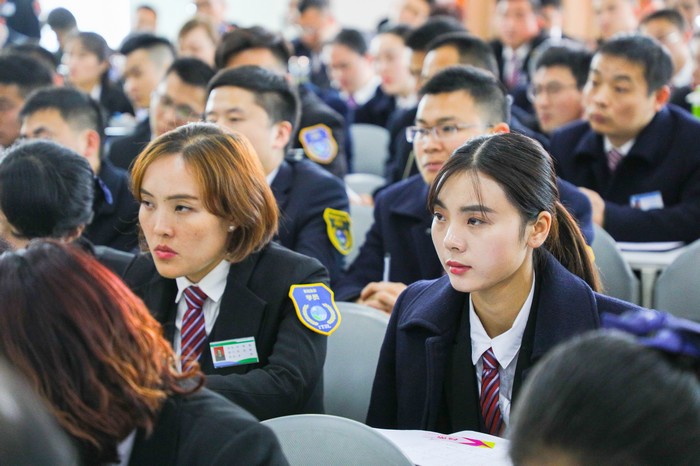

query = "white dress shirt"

[604,137,636,158]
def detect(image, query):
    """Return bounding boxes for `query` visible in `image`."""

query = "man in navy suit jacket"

[335,66,593,312]
[549,34,700,242]
[205,66,350,285]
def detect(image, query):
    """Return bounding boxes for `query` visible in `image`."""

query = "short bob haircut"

[131,123,278,263]
[0,140,95,240]
[509,331,700,465]
[0,241,202,463]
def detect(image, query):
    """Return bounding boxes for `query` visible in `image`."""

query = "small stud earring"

[228,225,235,232]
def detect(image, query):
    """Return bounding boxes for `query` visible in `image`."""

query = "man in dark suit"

[206,66,350,285]
[334,66,593,313]
[106,34,174,170]
[216,26,350,178]
[19,87,139,252]
[292,0,338,90]
[549,34,700,242]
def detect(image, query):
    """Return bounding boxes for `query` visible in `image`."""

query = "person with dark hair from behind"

[0,357,78,465]
[126,123,331,421]
[150,57,215,138]
[366,132,639,436]
[529,42,592,136]
[46,7,78,64]
[509,328,700,465]
[63,32,135,125]
[107,33,175,170]
[292,0,338,90]
[0,54,52,149]
[206,66,350,285]
[0,140,136,275]
[19,87,139,252]
[383,15,466,185]
[335,66,594,313]
[550,34,700,242]
[216,25,349,178]
[0,241,289,465]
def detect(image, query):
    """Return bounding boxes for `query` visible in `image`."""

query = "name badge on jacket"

[209,337,259,369]
[630,191,664,211]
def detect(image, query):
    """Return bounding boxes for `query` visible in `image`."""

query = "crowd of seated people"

[1,0,700,464]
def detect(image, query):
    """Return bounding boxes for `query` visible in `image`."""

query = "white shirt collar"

[396,94,417,109]
[503,43,531,62]
[89,84,102,102]
[266,165,280,185]
[470,272,536,369]
[346,75,381,106]
[603,137,635,157]
[175,259,230,304]
[672,59,694,88]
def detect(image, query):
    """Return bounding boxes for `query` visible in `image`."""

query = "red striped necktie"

[480,347,504,436]
[181,286,208,371]
[607,148,623,172]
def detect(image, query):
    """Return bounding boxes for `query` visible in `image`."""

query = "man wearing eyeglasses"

[150,57,215,138]
[335,65,594,313]
[530,43,592,136]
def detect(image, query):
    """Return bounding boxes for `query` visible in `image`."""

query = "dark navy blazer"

[353,86,396,129]
[272,158,349,285]
[549,105,700,242]
[366,251,641,433]
[334,174,594,302]
[106,117,151,172]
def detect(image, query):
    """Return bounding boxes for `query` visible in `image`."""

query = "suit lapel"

[129,396,180,465]
[270,160,293,211]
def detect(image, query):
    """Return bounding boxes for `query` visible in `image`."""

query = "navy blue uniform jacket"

[106,117,151,171]
[334,174,594,302]
[125,242,329,421]
[549,105,700,242]
[130,388,289,466]
[366,252,641,433]
[353,86,396,129]
[83,160,139,252]
[272,158,349,285]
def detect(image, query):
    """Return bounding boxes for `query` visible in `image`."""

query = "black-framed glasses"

[405,123,481,143]
[527,82,579,102]
[153,92,202,122]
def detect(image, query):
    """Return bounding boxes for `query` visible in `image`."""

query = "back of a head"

[330,28,369,56]
[0,43,59,72]
[0,55,54,98]
[509,332,700,466]
[405,15,467,51]
[0,140,94,241]
[0,358,77,465]
[20,86,105,140]
[425,31,499,76]
[533,42,593,88]
[119,32,176,65]
[597,33,673,93]
[47,7,77,31]
[420,65,509,124]
[215,26,292,71]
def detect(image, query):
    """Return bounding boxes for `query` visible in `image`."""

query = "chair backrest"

[654,239,700,320]
[263,414,412,466]
[347,203,374,268]
[323,302,389,422]
[591,225,640,304]
[344,173,386,196]
[350,124,390,176]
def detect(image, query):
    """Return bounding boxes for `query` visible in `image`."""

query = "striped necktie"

[607,148,623,172]
[181,286,208,372]
[480,347,504,436]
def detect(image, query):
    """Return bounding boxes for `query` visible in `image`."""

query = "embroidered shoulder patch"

[323,208,352,255]
[299,124,338,164]
[289,283,341,335]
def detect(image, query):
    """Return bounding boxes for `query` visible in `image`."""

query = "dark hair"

[119,33,176,64]
[20,87,105,142]
[534,43,593,89]
[215,26,292,70]
[405,15,466,51]
[509,332,700,465]
[425,32,499,76]
[0,140,94,240]
[0,241,203,464]
[641,8,687,32]
[0,55,53,98]
[131,123,278,262]
[596,34,673,94]
[378,23,413,40]
[496,0,541,10]
[46,7,77,31]
[420,65,510,125]
[208,65,300,132]
[330,28,369,56]
[0,43,59,71]
[166,57,216,89]
[428,133,600,290]
[540,0,561,7]
[136,4,157,15]
[298,0,330,13]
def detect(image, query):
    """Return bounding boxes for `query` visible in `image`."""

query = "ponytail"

[540,202,601,292]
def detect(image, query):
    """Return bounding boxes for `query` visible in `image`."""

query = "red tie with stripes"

[480,347,504,436]
[607,148,623,172]
[181,286,208,371]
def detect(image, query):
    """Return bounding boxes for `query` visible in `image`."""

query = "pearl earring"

[228,225,235,232]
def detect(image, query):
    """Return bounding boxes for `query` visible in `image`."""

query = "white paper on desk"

[375,429,512,466]
[617,241,685,252]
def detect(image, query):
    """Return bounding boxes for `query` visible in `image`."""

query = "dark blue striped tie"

[181,286,208,371]
[480,347,504,436]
